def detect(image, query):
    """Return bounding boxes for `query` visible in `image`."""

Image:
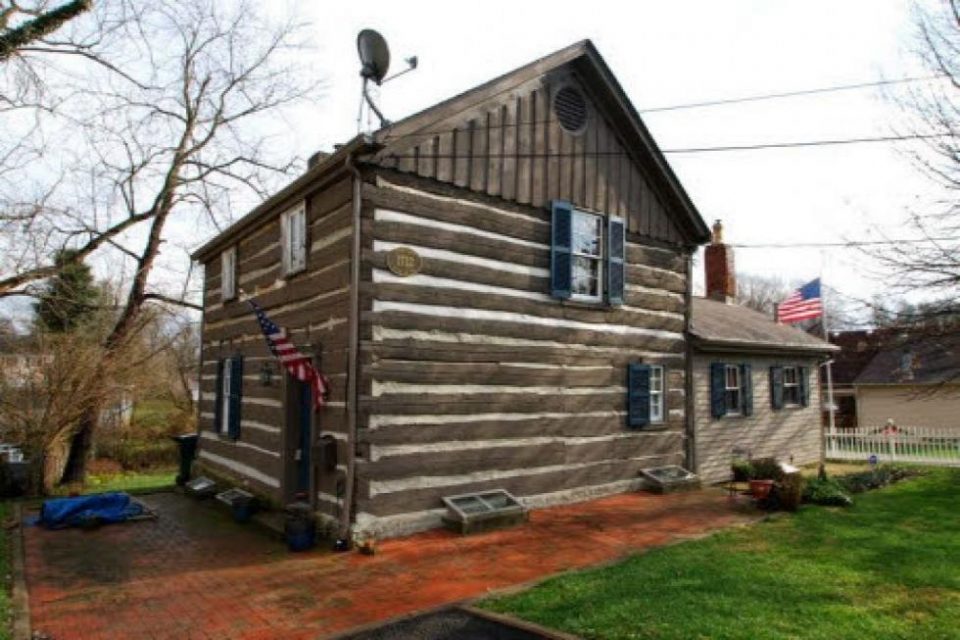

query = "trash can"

[170,434,199,486]
[284,502,316,552]
[231,494,258,523]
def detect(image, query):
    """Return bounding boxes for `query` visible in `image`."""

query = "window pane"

[572,213,601,256]
[725,389,740,413]
[572,256,599,296]
[725,366,739,389]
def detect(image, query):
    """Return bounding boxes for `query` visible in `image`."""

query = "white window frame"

[649,365,664,424]
[724,364,742,416]
[221,246,237,301]
[570,210,603,303]
[220,357,232,434]
[783,366,801,407]
[281,202,307,276]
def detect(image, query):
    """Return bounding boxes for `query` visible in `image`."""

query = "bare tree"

[1,0,321,483]
[736,273,792,317]
[0,0,92,61]
[870,1,960,296]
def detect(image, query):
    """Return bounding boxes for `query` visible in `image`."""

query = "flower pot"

[749,479,775,500]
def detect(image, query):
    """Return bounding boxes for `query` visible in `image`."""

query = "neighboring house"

[189,40,834,540]
[823,329,886,428]
[851,333,960,430]
[687,224,838,484]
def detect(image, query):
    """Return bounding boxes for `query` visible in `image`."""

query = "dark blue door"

[296,381,312,494]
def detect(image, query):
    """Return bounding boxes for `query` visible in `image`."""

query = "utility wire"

[639,73,946,113]
[729,236,960,249]
[380,132,948,159]
[379,74,946,143]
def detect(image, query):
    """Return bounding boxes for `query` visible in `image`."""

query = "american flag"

[777,278,824,323]
[249,299,330,410]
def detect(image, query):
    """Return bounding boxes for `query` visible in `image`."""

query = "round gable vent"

[553,86,588,134]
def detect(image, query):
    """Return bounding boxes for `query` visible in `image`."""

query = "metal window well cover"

[185,476,217,498]
[639,466,701,494]
[441,489,528,535]
[216,488,255,506]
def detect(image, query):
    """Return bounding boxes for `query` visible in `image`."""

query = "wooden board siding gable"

[353,171,692,535]
[369,40,709,248]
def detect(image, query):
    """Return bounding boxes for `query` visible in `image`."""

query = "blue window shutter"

[228,356,244,440]
[770,366,784,410]
[607,216,625,306]
[214,359,225,433]
[709,363,727,419]
[627,363,651,428]
[550,200,573,299]
[741,363,753,416]
[799,366,810,407]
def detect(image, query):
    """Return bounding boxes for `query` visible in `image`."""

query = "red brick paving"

[23,489,757,639]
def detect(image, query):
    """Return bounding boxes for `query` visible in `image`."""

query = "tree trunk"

[60,405,98,484]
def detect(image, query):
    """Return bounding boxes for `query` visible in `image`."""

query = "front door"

[284,377,313,503]
[295,381,312,494]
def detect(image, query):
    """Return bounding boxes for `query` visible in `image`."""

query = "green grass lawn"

[483,468,960,640]
[51,468,177,496]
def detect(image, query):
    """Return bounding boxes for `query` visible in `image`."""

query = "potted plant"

[747,458,781,500]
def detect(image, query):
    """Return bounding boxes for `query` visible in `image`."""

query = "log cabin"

[191,39,826,540]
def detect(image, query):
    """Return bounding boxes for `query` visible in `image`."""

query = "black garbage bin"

[170,434,199,486]
[284,502,317,552]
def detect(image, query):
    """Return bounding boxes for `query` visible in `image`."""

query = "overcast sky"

[287,0,941,309]
[2,1,947,328]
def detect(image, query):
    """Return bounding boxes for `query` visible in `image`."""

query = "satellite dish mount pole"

[362,76,390,129]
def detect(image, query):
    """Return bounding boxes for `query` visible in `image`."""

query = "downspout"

[683,249,697,473]
[339,152,363,544]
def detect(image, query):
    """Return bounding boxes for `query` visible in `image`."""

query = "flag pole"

[820,279,836,480]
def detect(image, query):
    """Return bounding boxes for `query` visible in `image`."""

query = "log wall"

[353,171,691,537]
[197,172,354,515]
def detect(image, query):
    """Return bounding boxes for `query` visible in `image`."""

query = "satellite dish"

[357,29,390,85]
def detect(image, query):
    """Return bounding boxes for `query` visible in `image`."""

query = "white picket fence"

[826,426,960,467]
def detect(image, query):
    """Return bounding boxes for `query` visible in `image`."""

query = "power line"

[380,132,948,160]
[379,74,945,143]
[639,74,945,113]
[729,236,960,249]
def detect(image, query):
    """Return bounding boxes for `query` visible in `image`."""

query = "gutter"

[690,336,840,357]
[340,150,364,545]
[683,250,697,472]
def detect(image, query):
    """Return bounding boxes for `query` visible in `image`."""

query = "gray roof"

[855,333,960,385]
[690,297,838,355]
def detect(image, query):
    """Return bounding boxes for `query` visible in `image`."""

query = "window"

[220,357,232,434]
[724,364,741,415]
[221,246,236,301]
[783,366,801,406]
[649,365,664,423]
[571,210,603,301]
[282,203,307,275]
[550,201,625,305]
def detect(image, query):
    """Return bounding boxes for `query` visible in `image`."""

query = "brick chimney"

[705,220,736,303]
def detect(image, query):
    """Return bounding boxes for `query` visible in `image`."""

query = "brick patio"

[22,488,757,639]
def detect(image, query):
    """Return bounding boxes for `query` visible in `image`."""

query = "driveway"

[22,488,756,639]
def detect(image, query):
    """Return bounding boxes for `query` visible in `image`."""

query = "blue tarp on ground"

[39,492,145,529]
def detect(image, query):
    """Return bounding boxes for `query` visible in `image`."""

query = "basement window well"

[442,490,527,535]
[639,466,701,494]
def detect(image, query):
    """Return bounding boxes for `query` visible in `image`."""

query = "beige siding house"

[688,225,838,484]
[852,333,960,430]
